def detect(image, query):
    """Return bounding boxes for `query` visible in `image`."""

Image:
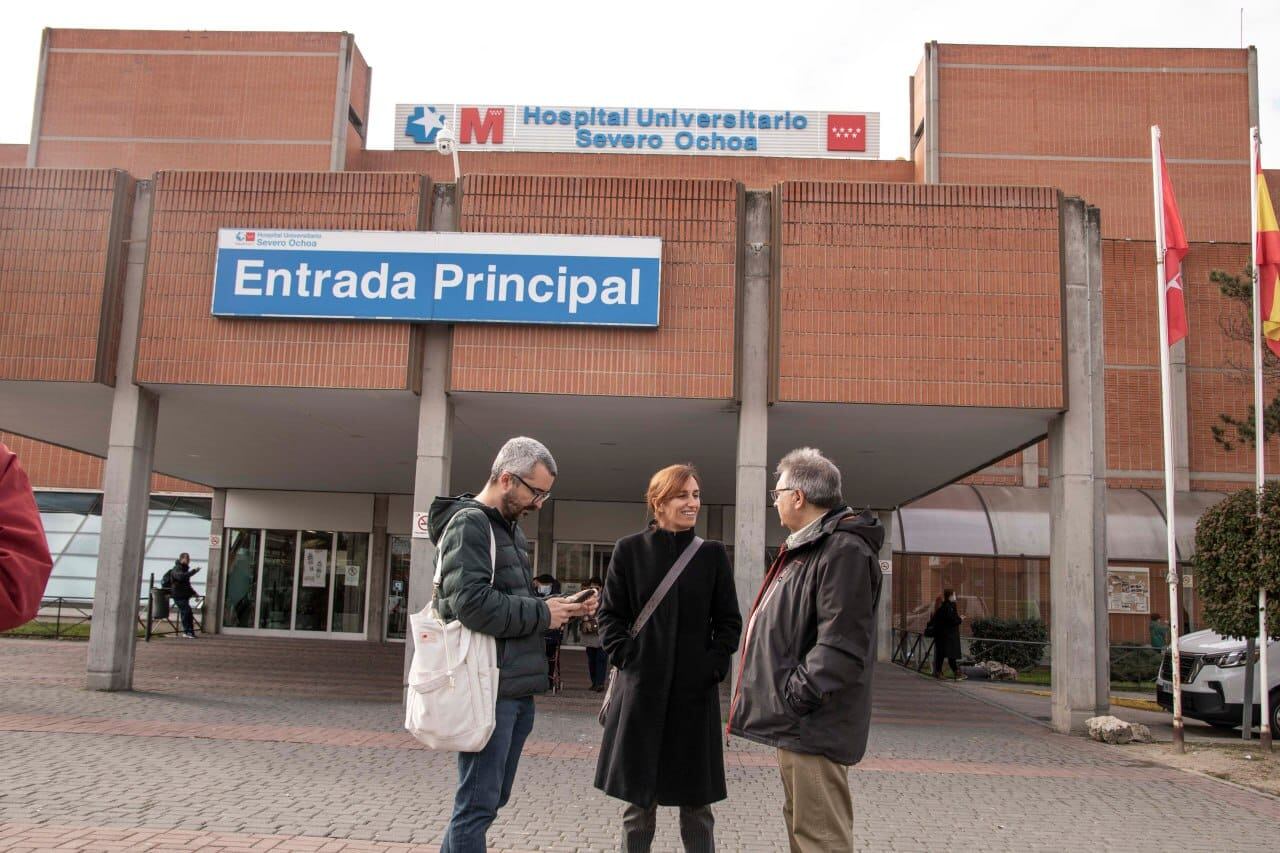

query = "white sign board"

[343,564,361,587]
[879,560,892,575]
[209,534,222,550]
[302,549,328,588]
[396,103,880,159]
[1107,566,1151,614]
[413,512,431,539]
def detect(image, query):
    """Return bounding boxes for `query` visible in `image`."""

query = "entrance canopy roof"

[1,382,1056,510]
[896,484,1227,561]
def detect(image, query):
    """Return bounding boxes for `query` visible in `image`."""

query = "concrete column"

[1021,445,1039,489]
[86,181,157,692]
[536,499,555,577]
[1048,198,1109,732]
[202,488,227,635]
[404,182,457,682]
[875,509,895,663]
[366,494,390,642]
[925,41,940,183]
[732,189,771,699]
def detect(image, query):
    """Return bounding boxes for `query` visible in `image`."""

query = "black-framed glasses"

[770,487,798,502]
[510,471,552,503]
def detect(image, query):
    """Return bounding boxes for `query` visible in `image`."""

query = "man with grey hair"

[728,448,884,853]
[429,436,595,853]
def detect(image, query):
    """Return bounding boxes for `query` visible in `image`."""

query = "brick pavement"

[0,637,1276,851]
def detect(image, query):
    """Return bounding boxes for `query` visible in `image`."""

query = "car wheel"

[1272,690,1280,735]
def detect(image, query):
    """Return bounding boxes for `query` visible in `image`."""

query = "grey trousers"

[621,803,714,852]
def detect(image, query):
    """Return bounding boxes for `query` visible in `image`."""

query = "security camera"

[436,128,457,155]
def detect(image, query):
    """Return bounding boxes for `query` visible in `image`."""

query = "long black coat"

[932,600,963,659]
[594,526,742,808]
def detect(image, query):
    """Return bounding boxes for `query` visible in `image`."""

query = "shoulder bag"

[598,535,703,726]
[404,510,499,752]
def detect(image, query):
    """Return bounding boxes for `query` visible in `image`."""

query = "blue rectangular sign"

[212,229,662,327]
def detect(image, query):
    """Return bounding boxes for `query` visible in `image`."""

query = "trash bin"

[150,587,170,620]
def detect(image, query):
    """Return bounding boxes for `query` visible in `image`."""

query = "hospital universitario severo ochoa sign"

[395,103,881,158]
[211,229,663,327]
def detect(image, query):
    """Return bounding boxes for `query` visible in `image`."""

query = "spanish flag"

[1258,156,1280,358]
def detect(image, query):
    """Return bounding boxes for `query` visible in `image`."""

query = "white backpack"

[404,511,500,752]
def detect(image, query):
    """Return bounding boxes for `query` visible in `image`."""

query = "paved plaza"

[0,636,1277,852]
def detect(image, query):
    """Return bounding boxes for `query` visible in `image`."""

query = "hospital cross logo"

[406,106,449,144]
[826,114,866,152]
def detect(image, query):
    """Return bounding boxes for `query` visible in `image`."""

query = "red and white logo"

[460,107,505,145]
[826,115,866,152]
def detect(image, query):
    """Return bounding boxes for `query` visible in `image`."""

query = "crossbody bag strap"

[628,536,703,639]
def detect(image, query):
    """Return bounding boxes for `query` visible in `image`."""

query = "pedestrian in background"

[167,553,201,638]
[595,463,741,852]
[1149,613,1170,649]
[580,576,607,691]
[931,589,964,680]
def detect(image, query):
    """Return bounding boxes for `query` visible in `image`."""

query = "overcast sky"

[4,0,1278,165]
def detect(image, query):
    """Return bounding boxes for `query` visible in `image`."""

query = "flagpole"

[1251,127,1272,752]
[1152,125,1185,753]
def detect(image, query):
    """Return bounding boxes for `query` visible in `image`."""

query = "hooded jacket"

[728,507,884,765]
[0,443,54,632]
[428,494,551,699]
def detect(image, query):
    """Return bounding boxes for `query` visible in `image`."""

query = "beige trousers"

[776,747,854,853]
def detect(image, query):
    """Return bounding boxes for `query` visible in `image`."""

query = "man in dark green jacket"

[433,436,594,853]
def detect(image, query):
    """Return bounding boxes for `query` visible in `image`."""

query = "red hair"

[646,464,700,517]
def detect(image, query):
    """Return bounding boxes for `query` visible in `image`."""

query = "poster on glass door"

[302,549,328,588]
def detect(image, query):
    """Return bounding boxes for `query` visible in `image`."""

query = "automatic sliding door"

[332,532,368,634]
[295,530,333,632]
[259,530,298,630]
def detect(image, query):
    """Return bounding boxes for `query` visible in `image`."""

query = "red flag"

[1159,147,1189,345]
[1257,153,1280,358]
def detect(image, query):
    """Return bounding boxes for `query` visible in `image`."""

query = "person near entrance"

[579,576,607,691]
[929,590,964,679]
[431,436,595,853]
[165,552,201,638]
[728,448,884,853]
[0,442,54,632]
[595,464,742,852]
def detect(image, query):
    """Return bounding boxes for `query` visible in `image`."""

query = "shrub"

[1109,642,1161,684]
[968,617,1048,671]
[1193,483,1280,640]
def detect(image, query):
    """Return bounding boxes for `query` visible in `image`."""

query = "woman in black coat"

[595,464,742,853]
[931,588,964,679]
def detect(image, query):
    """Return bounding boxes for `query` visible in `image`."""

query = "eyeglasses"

[770,487,798,502]
[509,471,552,503]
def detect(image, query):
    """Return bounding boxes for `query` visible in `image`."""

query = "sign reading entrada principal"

[394,103,880,158]
[211,230,662,327]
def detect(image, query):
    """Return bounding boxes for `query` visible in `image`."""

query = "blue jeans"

[440,696,535,853]
[586,646,608,688]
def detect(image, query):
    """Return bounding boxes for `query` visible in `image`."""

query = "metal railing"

[0,586,204,641]
[891,629,1164,685]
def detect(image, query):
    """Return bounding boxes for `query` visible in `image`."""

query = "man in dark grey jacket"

[431,436,594,853]
[728,447,883,853]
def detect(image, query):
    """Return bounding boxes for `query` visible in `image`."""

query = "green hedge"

[1109,642,1162,683]
[968,617,1048,671]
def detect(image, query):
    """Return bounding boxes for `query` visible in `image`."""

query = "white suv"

[1155,630,1280,732]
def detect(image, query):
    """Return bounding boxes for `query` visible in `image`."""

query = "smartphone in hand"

[563,587,598,604]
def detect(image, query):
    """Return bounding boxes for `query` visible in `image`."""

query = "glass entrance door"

[385,535,411,640]
[295,531,333,632]
[259,530,297,630]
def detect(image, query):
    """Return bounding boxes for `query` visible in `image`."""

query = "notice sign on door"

[1107,566,1150,614]
[302,549,328,588]
[343,564,361,587]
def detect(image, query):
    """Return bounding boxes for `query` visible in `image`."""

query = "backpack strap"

[431,510,497,617]
[629,536,702,639]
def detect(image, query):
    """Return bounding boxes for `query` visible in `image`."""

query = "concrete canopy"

[3,380,1056,509]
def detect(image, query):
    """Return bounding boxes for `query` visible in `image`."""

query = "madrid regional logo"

[406,106,449,144]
